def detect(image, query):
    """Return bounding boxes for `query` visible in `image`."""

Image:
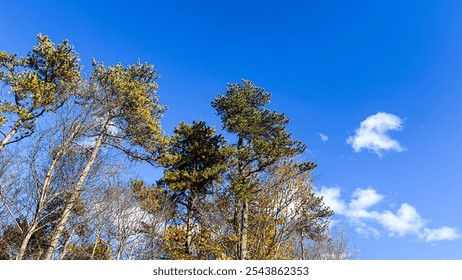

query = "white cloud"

[318,186,346,214]
[319,133,329,143]
[107,122,122,136]
[378,203,424,237]
[355,225,381,238]
[347,112,404,157]
[349,188,383,211]
[423,227,461,242]
[317,186,460,243]
[77,136,97,149]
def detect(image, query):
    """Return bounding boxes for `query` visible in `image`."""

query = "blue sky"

[2,0,462,259]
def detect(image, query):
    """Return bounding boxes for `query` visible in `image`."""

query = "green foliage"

[211,80,305,197]
[211,80,321,260]
[87,59,167,159]
[0,34,81,146]
[157,120,230,258]
[158,120,229,194]
[1,33,81,114]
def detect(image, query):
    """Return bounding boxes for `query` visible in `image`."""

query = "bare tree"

[245,160,332,259]
[298,225,358,260]
[14,99,94,259]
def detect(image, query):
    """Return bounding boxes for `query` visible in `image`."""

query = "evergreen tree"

[211,80,305,259]
[0,34,80,150]
[158,120,229,259]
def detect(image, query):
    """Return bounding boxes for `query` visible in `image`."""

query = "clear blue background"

[1,0,461,259]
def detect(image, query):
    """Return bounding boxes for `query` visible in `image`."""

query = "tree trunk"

[233,198,241,259]
[185,196,193,257]
[58,227,74,260]
[0,119,22,151]
[16,123,83,260]
[91,229,101,260]
[116,238,126,260]
[43,123,108,260]
[16,154,64,259]
[240,198,248,260]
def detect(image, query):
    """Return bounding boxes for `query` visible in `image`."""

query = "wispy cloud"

[347,112,404,157]
[423,227,461,242]
[319,133,329,143]
[317,186,461,242]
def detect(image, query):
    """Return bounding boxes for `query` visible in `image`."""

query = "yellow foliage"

[65,239,112,260]
[162,225,233,260]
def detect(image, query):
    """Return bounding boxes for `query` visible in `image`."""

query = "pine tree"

[0,34,80,150]
[158,120,229,258]
[211,80,305,259]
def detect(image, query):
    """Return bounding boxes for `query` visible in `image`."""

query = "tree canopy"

[0,34,80,150]
[0,35,354,260]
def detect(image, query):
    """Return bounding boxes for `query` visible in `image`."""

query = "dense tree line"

[0,35,355,260]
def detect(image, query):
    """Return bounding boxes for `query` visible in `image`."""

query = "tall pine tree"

[211,80,305,259]
[158,120,229,259]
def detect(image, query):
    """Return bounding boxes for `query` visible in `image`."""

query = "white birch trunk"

[43,122,108,260]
